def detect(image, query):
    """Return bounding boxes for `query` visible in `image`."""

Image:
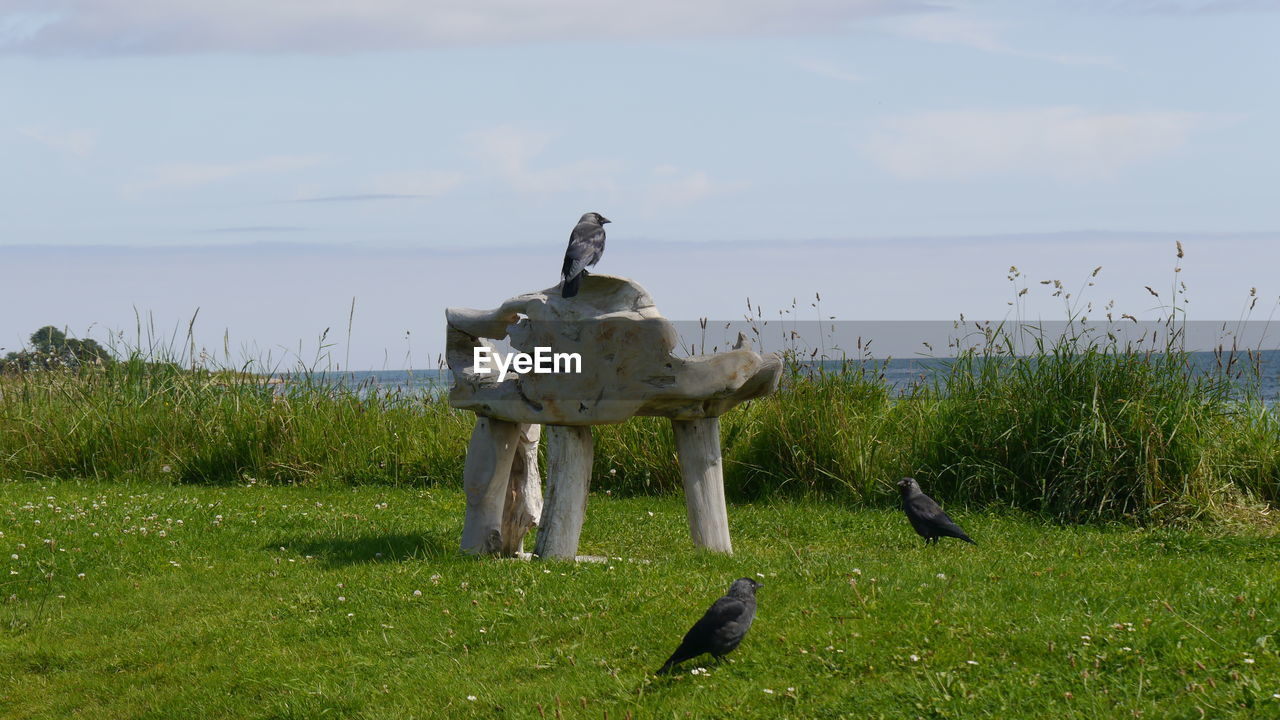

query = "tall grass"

[0,358,472,487]
[2,253,1277,524]
[5,336,1270,524]
[916,330,1246,522]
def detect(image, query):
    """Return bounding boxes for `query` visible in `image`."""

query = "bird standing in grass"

[560,212,610,298]
[898,477,976,545]
[657,577,761,675]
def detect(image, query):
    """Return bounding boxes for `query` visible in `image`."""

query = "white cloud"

[464,129,741,208]
[0,1,930,55]
[887,13,1115,67]
[791,57,863,83]
[642,165,747,210]
[892,13,1005,52]
[369,170,464,197]
[126,154,327,192]
[18,125,97,156]
[1092,0,1280,14]
[468,126,618,194]
[866,107,1206,180]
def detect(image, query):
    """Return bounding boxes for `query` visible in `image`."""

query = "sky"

[3,0,1279,367]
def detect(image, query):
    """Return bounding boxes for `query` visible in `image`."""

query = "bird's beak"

[600,217,611,224]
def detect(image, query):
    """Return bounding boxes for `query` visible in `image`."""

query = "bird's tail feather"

[959,532,976,545]
[561,273,581,299]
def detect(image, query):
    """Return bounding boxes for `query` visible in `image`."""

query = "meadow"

[2,261,1279,716]
[2,481,1278,719]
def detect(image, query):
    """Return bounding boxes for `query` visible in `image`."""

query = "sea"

[281,350,1280,407]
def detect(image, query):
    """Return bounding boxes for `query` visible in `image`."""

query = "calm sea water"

[286,351,1280,406]
[841,352,1280,406]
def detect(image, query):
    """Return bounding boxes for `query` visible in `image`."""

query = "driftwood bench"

[446,274,781,559]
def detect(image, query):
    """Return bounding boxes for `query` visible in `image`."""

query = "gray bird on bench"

[560,212,610,299]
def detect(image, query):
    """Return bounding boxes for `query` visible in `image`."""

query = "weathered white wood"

[534,425,594,559]
[499,423,543,557]
[447,273,783,560]
[459,417,521,555]
[672,417,732,554]
[446,275,782,425]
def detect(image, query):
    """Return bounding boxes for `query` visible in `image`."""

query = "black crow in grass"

[898,477,976,545]
[657,577,761,675]
[560,212,610,298]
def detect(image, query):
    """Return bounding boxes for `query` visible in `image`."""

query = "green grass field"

[3,479,1277,719]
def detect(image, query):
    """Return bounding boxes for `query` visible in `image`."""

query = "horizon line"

[4,229,1280,254]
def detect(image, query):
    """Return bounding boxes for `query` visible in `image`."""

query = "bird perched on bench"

[657,577,761,675]
[560,212,610,298]
[898,477,976,545]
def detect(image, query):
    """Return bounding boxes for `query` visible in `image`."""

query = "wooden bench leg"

[500,423,542,557]
[460,417,521,555]
[672,417,732,554]
[534,425,594,559]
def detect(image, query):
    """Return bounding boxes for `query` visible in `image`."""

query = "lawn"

[2,479,1278,719]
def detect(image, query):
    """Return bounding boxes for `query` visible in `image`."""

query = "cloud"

[203,226,307,233]
[367,170,463,197]
[463,127,744,209]
[289,194,426,204]
[126,154,326,192]
[286,170,463,204]
[887,13,1115,66]
[18,125,97,156]
[1089,0,1280,13]
[790,57,863,83]
[865,107,1206,180]
[463,127,743,209]
[1,1,933,55]
[468,126,618,194]
[642,165,747,210]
